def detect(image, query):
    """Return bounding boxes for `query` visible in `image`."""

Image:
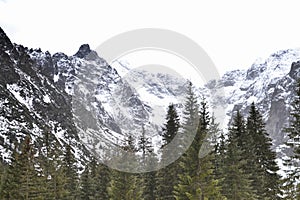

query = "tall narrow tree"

[137,127,158,200]
[61,142,79,199]
[222,111,256,200]
[246,102,282,199]
[283,79,300,199]
[108,136,142,200]
[175,98,223,199]
[156,104,180,200]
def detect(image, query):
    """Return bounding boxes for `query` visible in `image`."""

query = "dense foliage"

[1,80,297,200]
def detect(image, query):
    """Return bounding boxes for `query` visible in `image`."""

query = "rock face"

[205,49,300,148]
[0,27,300,164]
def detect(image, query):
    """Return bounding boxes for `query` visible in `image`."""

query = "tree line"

[0,80,300,199]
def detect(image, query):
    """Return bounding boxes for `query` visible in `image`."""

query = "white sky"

[1,0,300,76]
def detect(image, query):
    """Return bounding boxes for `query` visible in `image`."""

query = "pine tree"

[108,136,142,200]
[80,165,92,200]
[1,135,45,200]
[39,128,68,199]
[80,156,110,200]
[0,143,21,199]
[90,159,110,200]
[137,127,158,200]
[246,102,282,199]
[156,104,180,200]
[161,104,180,147]
[214,132,226,185]
[174,98,224,199]
[137,126,153,165]
[283,79,300,199]
[222,111,256,200]
[62,142,79,199]
[177,81,199,152]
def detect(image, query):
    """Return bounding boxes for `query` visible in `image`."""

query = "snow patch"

[43,94,51,103]
[7,84,33,110]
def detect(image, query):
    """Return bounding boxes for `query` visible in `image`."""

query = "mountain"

[205,49,300,148]
[0,27,187,164]
[0,26,300,167]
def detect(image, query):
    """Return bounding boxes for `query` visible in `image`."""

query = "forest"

[0,79,299,200]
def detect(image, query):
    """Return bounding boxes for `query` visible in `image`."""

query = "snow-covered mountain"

[0,26,300,165]
[205,49,300,147]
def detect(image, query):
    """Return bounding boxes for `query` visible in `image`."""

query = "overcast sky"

[1,0,300,76]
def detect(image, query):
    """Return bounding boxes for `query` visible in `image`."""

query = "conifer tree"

[246,102,282,199]
[91,159,110,200]
[222,111,256,200]
[39,128,68,199]
[62,142,79,199]
[1,135,45,199]
[108,136,142,200]
[174,98,223,200]
[180,82,199,148]
[156,104,180,200]
[283,79,300,198]
[214,132,226,184]
[80,156,110,200]
[80,165,92,200]
[137,127,158,200]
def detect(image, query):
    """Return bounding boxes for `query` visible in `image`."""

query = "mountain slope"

[0,26,300,166]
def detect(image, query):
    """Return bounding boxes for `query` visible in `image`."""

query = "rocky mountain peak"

[74,44,100,60]
[0,27,13,51]
[74,44,91,58]
[289,61,300,79]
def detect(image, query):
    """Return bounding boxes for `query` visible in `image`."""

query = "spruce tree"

[246,102,282,199]
[214,132,226,185]
[39,128,68,199]
[283,79,300,198]
[222,111,256,200]
[1,135,45,200]
[161,104,180,147]
[80,165,92,200]
[108,136,142,200]
[180,82,199,148]
[173,81,199,199]
[156,104,180,200]
[90,158,110,200]
[174,97,224,199]
[137,128,158,200]
[62,143,79,199]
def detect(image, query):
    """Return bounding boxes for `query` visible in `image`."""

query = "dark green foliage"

[108,136,142,200]
[174,96,223,199]
[108,169,142,200]
[221,111,256,200]
[136,127,158,200]
[221,105,282,200]
[91,160,110,200]
[1,135,46,200]
[79,157,111,200]
[61,143,80,199]
[181,81,199,149]
[246,103,282,199]
[156,104,181,200]
[38,129,68,199]
[137,128,158,200]
[161,104,180,147]
[283,79,300,198]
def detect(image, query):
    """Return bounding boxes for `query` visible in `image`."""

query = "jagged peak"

[74,44,90,58]
[289,61,300,79]
[0,27,13,51]
[74,44,101,61]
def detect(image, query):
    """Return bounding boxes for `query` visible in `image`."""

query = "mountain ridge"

[0,27,299,167]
